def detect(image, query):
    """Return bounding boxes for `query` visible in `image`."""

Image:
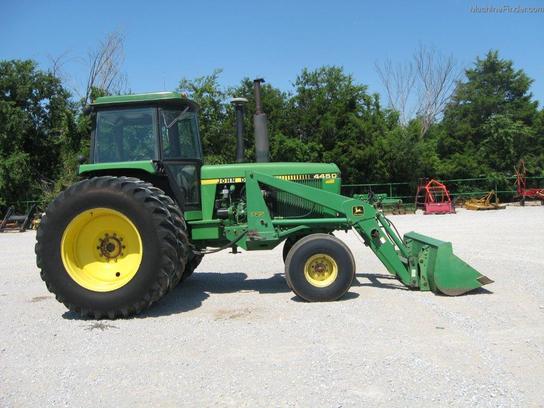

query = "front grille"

[270,179,326,218]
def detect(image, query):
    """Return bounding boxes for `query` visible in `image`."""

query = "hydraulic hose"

[192,231,248,255]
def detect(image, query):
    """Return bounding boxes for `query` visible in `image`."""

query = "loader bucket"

[404,232,493,296]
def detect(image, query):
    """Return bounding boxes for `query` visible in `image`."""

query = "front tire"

[282,232,334,262]
[36,176,181,319]
[285,234,355,302]
[282,236,299,262]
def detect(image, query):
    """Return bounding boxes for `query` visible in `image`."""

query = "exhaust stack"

[231,97,248,163]
[253,78,269,162]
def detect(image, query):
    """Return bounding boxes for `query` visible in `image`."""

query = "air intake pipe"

[231,97,248,163]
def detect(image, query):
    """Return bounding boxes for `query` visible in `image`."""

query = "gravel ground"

[1,206,543,407]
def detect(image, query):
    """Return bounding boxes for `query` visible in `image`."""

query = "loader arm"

[235,171,492,296]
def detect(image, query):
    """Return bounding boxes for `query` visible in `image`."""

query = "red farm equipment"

[515,160,544,205]
[415,179,455,215]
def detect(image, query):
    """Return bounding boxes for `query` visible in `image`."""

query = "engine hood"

[201,162,340,183]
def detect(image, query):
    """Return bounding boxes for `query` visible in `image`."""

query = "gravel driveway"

[1,206,543,407]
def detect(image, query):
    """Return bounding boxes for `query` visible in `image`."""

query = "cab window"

[94,108,157,163]
[160,108,202,160]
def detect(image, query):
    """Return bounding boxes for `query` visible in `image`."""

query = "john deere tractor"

[36,81,492,319]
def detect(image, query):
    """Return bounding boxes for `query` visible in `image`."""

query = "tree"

[178,71,293,164]
[375,45,460,136]
[176,66,402,184]
[0,60,75,209]
[376,119,439,183]
[375,58,416,125]
[178,69,232,164]
[414,45,460,136]
[440,50,539,176]
[480,114,532,173]
[288,66,398,183]
[520,108,544,175]
[228,78,292,163]
[84,31,127,106]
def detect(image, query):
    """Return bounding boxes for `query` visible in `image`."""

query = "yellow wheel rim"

[304,253,338,288]
[61,208,143,292]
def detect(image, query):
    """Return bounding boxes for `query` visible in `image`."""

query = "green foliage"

[0,60,73,210]
[229,78,292,163]
[289,67,389,182]
[480,114,532,172]
[440,50,539,177]
[526,109,544,175]
[0,60,91,211]
[1,51,543,211]
[178,69,232,164]
[176,58,542,189]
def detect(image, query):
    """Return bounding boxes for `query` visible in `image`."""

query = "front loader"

[35,83,492,318]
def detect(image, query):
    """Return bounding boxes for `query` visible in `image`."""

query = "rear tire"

[36,176,181,319]
[285,234,355,302]
[147,185,201,284]
[146,186,190,289]
[182,252,204,281]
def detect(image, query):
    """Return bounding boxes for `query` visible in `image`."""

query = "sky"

[1,0,543,107]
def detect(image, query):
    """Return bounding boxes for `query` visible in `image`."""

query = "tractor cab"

[86,92,203,209]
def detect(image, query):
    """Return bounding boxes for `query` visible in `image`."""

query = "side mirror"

[77,155,87,164]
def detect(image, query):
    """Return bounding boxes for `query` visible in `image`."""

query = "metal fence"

[342,176,544,203]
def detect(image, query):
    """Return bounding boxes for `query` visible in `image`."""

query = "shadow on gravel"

[61,271,408,320]
[140,272,291,318]
[61,272,291,320]
[63,312,87,320]
[62,270,491,320]
[435,287,494,296]
[466,287,493,295]
[290,291,360,303]
[354,273,409,291]
[354,273,494,296]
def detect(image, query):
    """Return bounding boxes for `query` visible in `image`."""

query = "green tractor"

[36,82,492,319]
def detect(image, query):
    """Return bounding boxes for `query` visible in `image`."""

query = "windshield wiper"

[165,107,190,129]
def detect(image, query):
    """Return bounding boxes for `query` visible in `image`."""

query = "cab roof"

[92,92,199,110]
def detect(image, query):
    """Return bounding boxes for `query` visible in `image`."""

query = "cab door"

[159,106,203,210]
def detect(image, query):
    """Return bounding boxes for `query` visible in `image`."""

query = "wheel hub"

[98,233,125,261]
[303,254,338,288]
